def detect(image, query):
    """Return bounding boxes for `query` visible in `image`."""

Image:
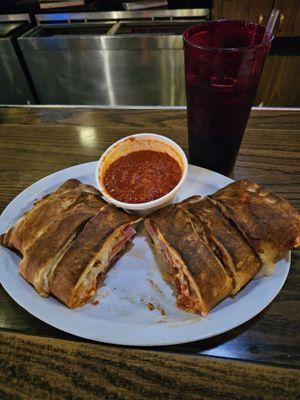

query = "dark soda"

[186,82,258,175]
[183,20,273,175]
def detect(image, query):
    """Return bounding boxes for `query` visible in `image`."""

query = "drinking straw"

[263,9,280,42]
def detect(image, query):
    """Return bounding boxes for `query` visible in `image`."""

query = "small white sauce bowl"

[95,133,188,216]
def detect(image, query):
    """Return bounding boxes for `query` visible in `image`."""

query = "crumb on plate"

[147,302,155,311]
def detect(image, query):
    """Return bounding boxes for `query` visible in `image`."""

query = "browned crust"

[49,204,142,308]
[177,195,201,207]
[19,195,104,293]
[145,204,232,314]
[185,198,262,294]
[0,179,103,254]
[210,180,300,266]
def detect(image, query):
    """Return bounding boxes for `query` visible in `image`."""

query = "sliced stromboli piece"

[145,204,232,316]
[49,204,142,309]
[177,195,202,207]
[18,195,105,296]
[183,197,262,294]
[210,180,300,275]
[0,179,101,254]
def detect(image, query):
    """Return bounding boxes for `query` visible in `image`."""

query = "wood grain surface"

[273,0,300,36]
[212,0,273,25]
[0,107,299,397]
[256,55,300,107]
[0,331,299,400]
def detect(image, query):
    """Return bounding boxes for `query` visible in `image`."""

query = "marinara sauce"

[103,150,182,203]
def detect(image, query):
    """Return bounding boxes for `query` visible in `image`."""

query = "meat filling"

[147,221,201,313]
[71,225,136,308]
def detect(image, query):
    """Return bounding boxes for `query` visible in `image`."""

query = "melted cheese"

[34,232,78,296]
[146,221,205,314]
[71,224,136,307]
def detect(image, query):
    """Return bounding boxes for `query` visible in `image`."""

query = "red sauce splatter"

[240,193,249,203]
[103,150,182,204]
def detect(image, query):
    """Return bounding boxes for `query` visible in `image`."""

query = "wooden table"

[0,106,299,399]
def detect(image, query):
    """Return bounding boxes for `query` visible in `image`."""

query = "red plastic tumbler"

[183,20,273,176]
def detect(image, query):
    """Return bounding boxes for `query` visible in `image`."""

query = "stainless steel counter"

[18,9,208,106]
[0,14,35,104]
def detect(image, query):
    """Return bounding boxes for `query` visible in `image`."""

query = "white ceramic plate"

[0,162,290,346]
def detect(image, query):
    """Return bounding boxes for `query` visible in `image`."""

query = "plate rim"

[0,161,291,346]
